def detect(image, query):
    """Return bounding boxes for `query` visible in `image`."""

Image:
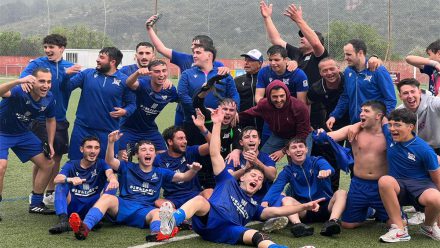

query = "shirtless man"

[316,100,389,228]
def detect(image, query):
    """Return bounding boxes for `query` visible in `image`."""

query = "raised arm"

[406,55,440,71]
[210,108,226,176]
[260,1,287,47]
[0,75,36,97]
[126,68,150,90]
[145,15,172,59]
[283,3,325,57]
[105,130,123,171]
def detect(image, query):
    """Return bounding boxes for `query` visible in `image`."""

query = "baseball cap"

[241,49,263,62]
[298,30,325,45]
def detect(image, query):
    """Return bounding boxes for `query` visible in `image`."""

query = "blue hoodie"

[263,156,334,205]
[20,57,74,121]
[330,63,396,123]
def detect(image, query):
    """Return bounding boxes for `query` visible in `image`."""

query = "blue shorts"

[166,191,200,209]
[106,197,155,229]
[68,124,117,160]
[267,195,285,207]
[118,129,167,152]
[192,209,249,244]
[68,194,101,219]
[0,132,42,162]
[342,176,388,223]
[397,178,438,212]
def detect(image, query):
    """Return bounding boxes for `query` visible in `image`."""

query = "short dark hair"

[347,39,367,55]
[32,67,50,77]
[136,42,155,52]
[361,100,386,118]
[269,85,286,96]
[426,39,440,54]
[147,59,167,71]
[43,34,67,47]
[192,35,214,46]
[162,126,186,145]
[80,136,100,147]
[135,140,155,153]
[243,165,265,178]
[286,137,307,150]
[388,108,417,126]
[99,47,123,67]
[239,126,260,140]
[396,78,420,92]
[267,45,288,58]
[193,44,217,62]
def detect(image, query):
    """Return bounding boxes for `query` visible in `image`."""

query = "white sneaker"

[404,206,417,213]
[159,201,175,235]
[408,212,425,225]
[43,193,55,206]
[420,224,440,241]
[379,224,411,243]
[262,216,289,233]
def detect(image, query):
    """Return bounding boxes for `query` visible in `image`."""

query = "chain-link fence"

[0,0,438,83]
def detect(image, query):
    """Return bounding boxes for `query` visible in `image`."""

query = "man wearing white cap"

[234,49,264,131]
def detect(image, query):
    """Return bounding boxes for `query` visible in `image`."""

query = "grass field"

[0,80,437,248]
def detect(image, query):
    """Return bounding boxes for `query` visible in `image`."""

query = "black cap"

[298,30,325,45]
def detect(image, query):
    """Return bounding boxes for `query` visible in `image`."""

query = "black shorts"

[302,200,331,223]
[397,178,438,212]
[30,120,70,155]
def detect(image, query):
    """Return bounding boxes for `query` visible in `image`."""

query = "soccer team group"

[1,1,440,247]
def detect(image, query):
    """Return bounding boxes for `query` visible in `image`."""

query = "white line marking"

[128,234,199,248]
[128,221,261,248]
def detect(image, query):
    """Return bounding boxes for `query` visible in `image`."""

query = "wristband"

[65,177,69,184]
[201,129,209,136]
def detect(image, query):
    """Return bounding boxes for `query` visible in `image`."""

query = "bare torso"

[351,129,388,180]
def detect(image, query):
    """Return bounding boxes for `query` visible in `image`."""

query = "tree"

[0,31,42,56]
[51,25,114,49]
[327,20,389,60]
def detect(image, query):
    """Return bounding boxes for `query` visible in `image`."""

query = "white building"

[64,49,136,69]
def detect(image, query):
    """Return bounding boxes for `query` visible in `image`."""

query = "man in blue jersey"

[255,45,308,105]
[154,124,210,209]
[69,130,202,240]
[20,34,81,206]
[378,108,440,242]
[65,47,136,160]
[262,138,347,237]
[119,42,156,77]
[119,60,179,156]
[0,68,56,215]
[327,39,396,130]
[178,43,239,146]
[155,107,324,247]
[145,14,228,127]
[48,136,118,234]
[225,126,277,204]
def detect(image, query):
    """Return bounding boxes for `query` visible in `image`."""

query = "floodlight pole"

[385,0,391,62]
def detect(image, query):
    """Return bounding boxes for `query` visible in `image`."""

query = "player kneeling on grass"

[0,68,56,216]
[69,130,202,240]
[153,107,324,248]
[49,136,118,234]
[378,108,440,242]
[262,138,347,237]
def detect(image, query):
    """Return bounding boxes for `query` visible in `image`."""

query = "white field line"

[128,221,261,248]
